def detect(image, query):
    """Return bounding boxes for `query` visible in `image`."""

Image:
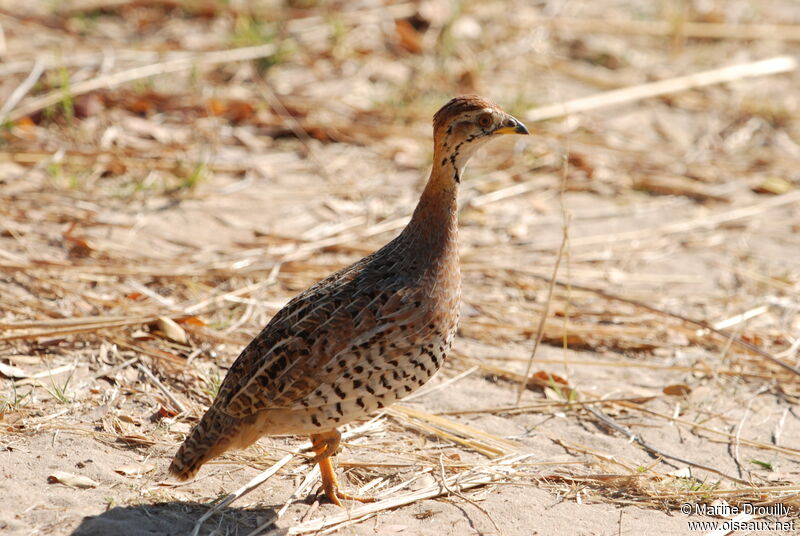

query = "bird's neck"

[402,158,460,261]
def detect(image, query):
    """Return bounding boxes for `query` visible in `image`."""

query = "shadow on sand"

[70,502,287,536]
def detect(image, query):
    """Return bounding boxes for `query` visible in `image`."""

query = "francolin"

[169,95,528,505]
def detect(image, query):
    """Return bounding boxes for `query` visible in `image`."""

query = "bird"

[168,95,529,506]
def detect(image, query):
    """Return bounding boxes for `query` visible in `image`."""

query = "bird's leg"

[309,429,376,506]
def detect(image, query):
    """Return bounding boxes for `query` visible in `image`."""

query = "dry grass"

[1,1,799,535]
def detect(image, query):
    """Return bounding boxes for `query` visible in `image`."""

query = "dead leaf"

[224,100,255,123]
[633,175,728,202]
[63,223,94,258]
[0,362,29,379]
[118,434,155,446]
[668,467,692,478]
[114,463,155,477]
[1,410,25,427]
[530,370,570,387]
[131,329,153,340]
[529,371,575,400]
[207,97,226,116]
[117,414,141,425]
[13,116,37,139]
[663,384,692,396]
[48,471,99,489]
[177,316,206,327]
[156,316,188,344]
[157,405,178,419]
[543,386,563,400]
[208,98,254,123]
[395,19,423,53]
[753,176,793,195]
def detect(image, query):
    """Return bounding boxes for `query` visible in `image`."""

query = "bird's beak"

[494,115,529,136]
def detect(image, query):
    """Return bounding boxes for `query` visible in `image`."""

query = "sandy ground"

[2,1,800,535]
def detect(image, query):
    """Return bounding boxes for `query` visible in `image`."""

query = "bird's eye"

[477,113,492,129]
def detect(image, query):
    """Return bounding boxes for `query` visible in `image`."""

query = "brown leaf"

[633,175,728,202]
[531,370,570,386]
[528,371,575,400]
[117,414,141,425]
[395,19,423,53]
[207,97,226,117]
[224,100,255,123]
[663,384,692,396]
[103,159,127,177]
[208,98,255,123]
[63,223,94,258]
[13,116,37,139]
[158,405,178,419]
[127,96,156,115]
[177,316,206,327]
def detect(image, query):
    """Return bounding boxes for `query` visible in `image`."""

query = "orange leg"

[309,429,376,506]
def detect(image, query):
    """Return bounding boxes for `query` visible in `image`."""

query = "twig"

[287,453,534,535]
[649,485,800,498]
[710,305,770,332]
[539,17,800,42]
[0,315,177,342]
[253,74,332,181]
[182,279,278,315]
[137,363,187,414]
[242,466,321,536]
[466,176,552,208]
[513,272,800,377]
[437,395,660,416]
[437,454,502,536]
[7,43,278,122]
[390,405,522,457]
[525,56,797,122]
[190,418,384,536]
[585,405,750,485]
[616,403,800,458]
[0,315,137,329]
[502,189,800,253]
[773,408,789,448]
[92,356,139,380]
[731,402,752,479]
[0,57,45,123]
[191,453,295,536]
[517,158,571,404]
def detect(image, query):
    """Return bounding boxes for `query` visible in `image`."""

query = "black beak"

[495,115,529,135]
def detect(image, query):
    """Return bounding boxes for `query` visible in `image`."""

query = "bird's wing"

[216,256,429,419]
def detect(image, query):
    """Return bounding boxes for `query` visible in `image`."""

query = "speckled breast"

[260,258,461,436]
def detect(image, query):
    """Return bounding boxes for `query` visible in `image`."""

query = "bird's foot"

[318,481,377,507]
[309,430,375,507]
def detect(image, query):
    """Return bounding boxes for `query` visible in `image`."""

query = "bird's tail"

[168,406,240,481]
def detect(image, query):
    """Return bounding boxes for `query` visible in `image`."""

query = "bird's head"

[432,95,528,176]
